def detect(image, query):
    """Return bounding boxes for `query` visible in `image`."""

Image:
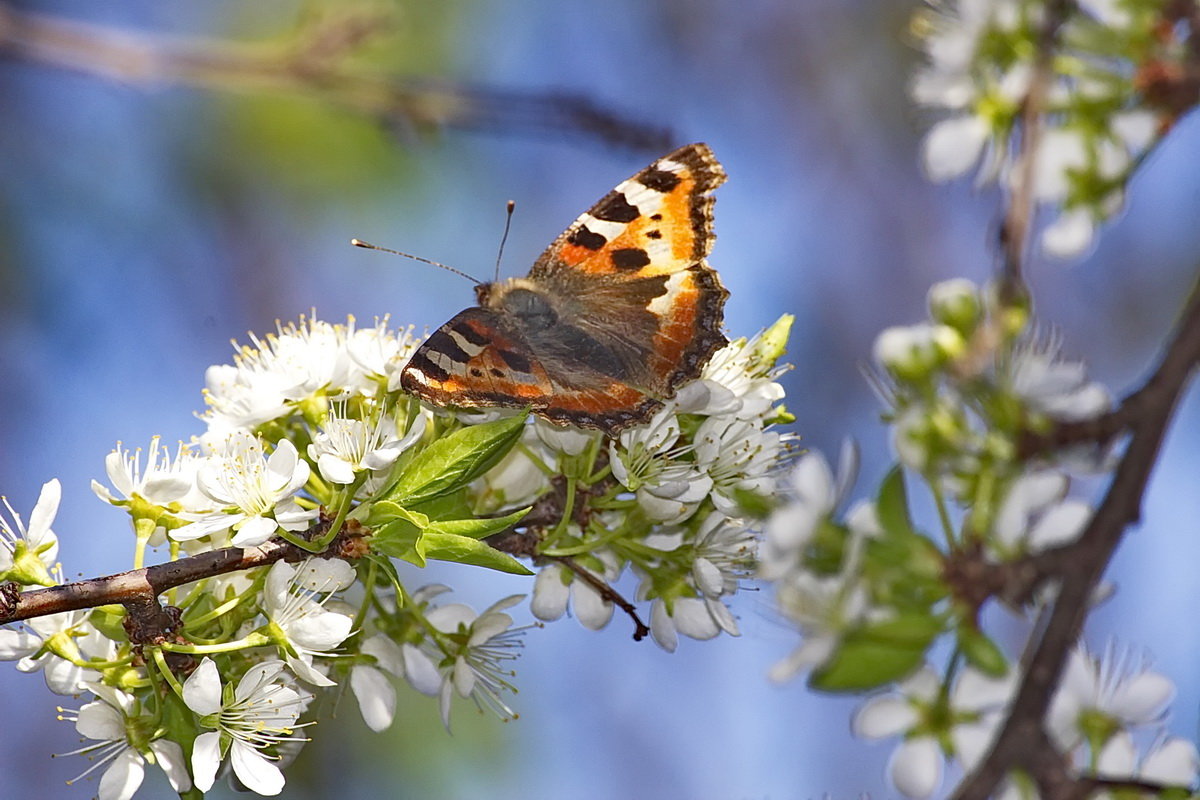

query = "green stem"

[151,648,186,699]
[160,632,269,654]
[539,477,577,551]
[929,479,957,549]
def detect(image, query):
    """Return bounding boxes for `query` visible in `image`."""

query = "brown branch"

[996,0,1076,305]
[0,3,673,154]
[0,514,368,626]
[487,476,651,642]
[953,276,1200,799]
[550,554,651,642]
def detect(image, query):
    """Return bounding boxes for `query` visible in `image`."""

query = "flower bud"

[927,279,981,334]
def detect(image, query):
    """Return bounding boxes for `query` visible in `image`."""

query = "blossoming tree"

[2,1,1200,799]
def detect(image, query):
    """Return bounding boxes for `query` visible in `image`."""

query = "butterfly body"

[401,143,729,433]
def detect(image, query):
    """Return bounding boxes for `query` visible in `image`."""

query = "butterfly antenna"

[493,200,516,283]
[351,239,482,285]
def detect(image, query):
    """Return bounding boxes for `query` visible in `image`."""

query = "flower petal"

[230,739,286,796]
[190,731,222,793]
[350,665,397,732]
[99,748,145,800]
[889,736,943,799]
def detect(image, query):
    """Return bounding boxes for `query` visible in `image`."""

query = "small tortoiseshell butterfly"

[401,143,728,433]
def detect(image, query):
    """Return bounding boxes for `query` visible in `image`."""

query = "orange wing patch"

[533,143,726,280]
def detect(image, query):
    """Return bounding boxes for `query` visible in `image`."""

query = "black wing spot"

[489,368,504,378]
[470,368,485,378]
[592,192,640,223]
[611,248,651,270]
[424,329,470,363]
[405,354,449,383]
[568,226,606,251]
[497,348,532,374]
[455,322,490,348]
[646,230,662,239]
[650,213,663,221]
[640,168,681,193]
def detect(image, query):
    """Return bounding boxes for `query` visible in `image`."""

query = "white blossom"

[174,434,315,547]
[261,560,355,686]
[991,470,1090,557]
[1047,645,1175,752]
[694,416,782,515]
[307,404,426,484]
[423,595,526,729]
[853,665,1017,798]
[60,684,190,800]
[610,407,712,524]
[349,634,406,732]
[344,317,420,393]
[202,317,354,437]
[1009,338,1111,421]
[0,478,60,586]
[0,610,108,694]
[183,658,310,796]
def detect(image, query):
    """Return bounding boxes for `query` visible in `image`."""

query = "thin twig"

[0,3,673,154]
[486,479,652,642]
[953,276,1200,799]
[550,555,651,642]
[996,0,1076,305]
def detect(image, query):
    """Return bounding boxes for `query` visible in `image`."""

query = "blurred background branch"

[0,2,673,154]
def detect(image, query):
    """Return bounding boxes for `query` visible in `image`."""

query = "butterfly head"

[477,278,559,332]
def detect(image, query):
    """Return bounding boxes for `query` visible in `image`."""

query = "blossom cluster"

[913,0,1194,257]
[0,312,792,799]
[755,274,1200,795]
[852,646,1196,798]
[761,281,1109,687]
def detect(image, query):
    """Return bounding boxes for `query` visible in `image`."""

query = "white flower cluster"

[913,0,1173,257]
[875,278,1109,490]
[761,279,1110,689]
[853,646,1196,798]
[0,311,794,798]
[527,317,794,652]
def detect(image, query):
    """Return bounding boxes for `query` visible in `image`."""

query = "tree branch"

[0,3,673,154]
[952,275,1200,799]
[996,0,1076,305]
[0,514,368,626]
[486,479,652,642]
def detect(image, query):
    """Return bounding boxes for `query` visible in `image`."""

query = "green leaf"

[362,500,430,529]
[385,413,528,506]
[365,552,404,593]
[957,625,1009,677]
[410,490,474,522]
[731,487,775,518]
[425,508,530,540]
[422,532,532,575]
[876,466,916,538]
[88,605,127,642]
[809,613,942,692]
[371,518,426,567]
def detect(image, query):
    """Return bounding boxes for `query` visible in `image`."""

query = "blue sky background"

[2,1,1200,798]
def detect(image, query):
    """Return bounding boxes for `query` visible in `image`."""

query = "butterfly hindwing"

[402,307,662,430]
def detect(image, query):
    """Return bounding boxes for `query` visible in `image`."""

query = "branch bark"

[952,275,1200,799]
[0,515,368,626]
[0,3,672,154]
[996,0,1076,305]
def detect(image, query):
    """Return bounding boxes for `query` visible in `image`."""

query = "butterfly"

[401,142,729,434]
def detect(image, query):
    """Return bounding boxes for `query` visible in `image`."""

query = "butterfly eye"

[500,288,558,330]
